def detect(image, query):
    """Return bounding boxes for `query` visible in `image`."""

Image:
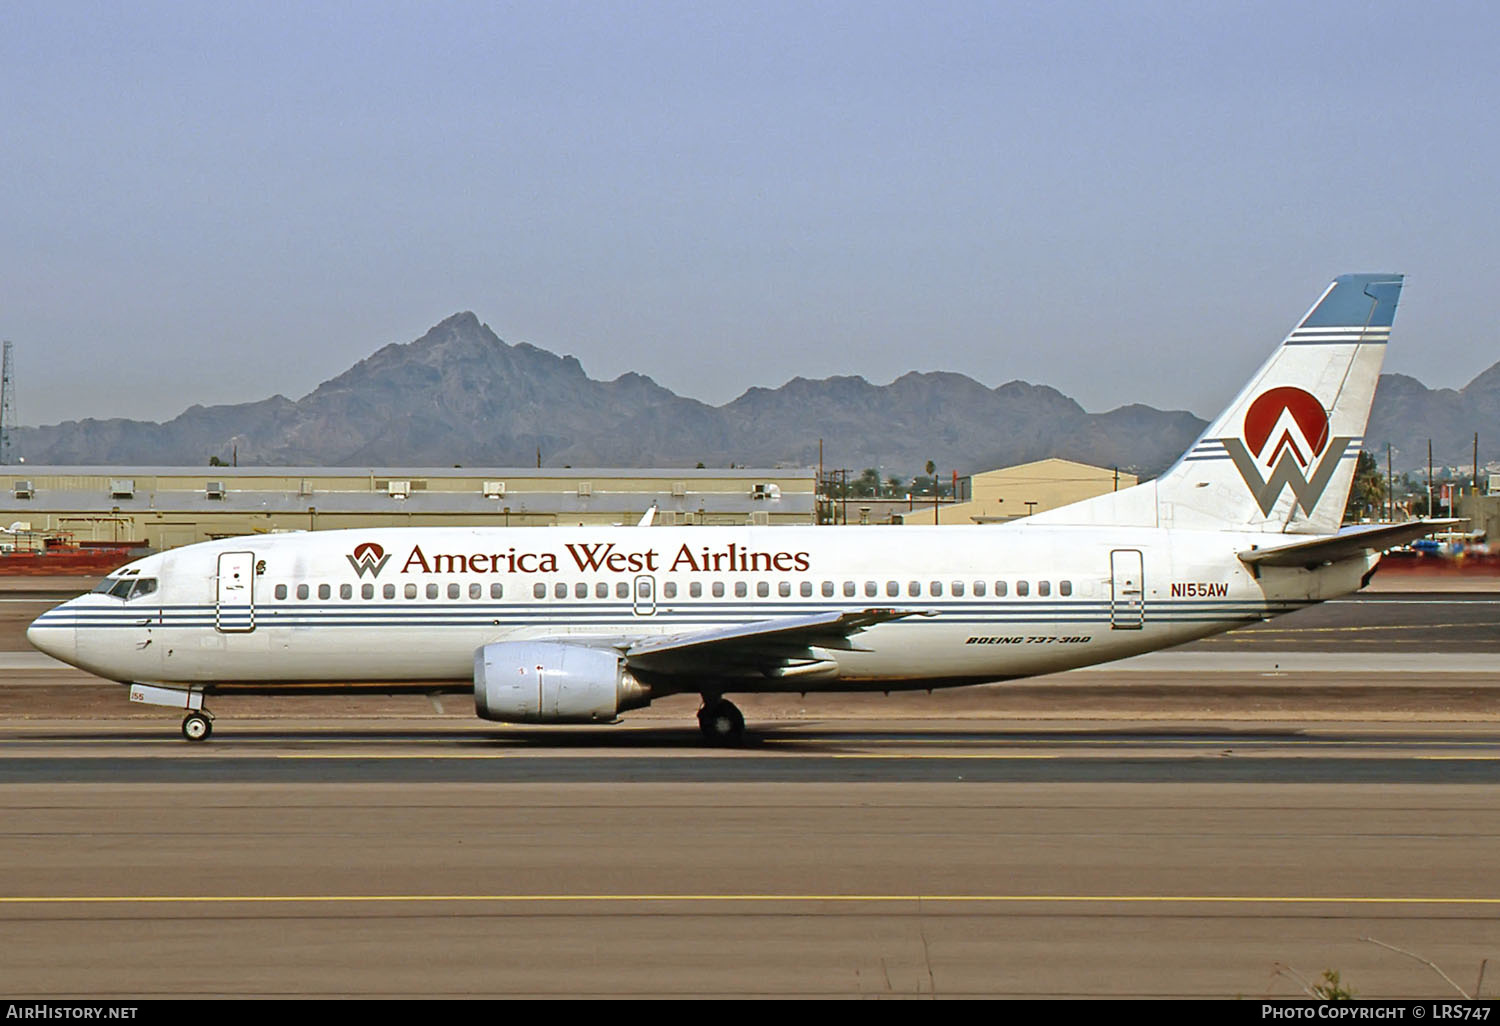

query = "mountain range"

[15,312,1499,479]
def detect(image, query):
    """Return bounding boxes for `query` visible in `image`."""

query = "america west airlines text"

[397,541,813,577]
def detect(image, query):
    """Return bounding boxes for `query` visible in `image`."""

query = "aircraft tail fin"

[1034,273,1403,534]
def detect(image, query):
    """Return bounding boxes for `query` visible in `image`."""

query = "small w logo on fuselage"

[346,542,391,578]
[1223,386,1352,517]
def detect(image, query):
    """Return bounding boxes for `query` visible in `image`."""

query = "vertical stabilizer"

[1034,273,1402,534]
[1158,273,1401,533]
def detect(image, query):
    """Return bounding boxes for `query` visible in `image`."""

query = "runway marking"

[2,893,1498,907]
[1229,623,1500,635]
[272,753,512,759]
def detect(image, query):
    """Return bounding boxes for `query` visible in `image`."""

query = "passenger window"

[449,583,461,600]
[340,584,352,600]
[844,581,856,598]
[427,583,439,600]
[297,584,309,600]
[1060,580,1072,596]
[616,582,629,599]
[469,583,482,600]
[886,581,899,598]
[995,581,1007,597]
[690,582,702,598]
[973,581,986,597]
[757,582,769,598]
[908,581,920,597]
[822,582,835,598]
[1038,580,1051,597]
[275,584,288,600]
[865,582,878,598]
[929,581,942,597]
[664,582,677,598]
[534,583,547,599]
[1016,581,1029,597]
[951,581,964,597]
[363,584,374,600]
[405,584,418,599]
[554,583,567,599]
[318,584,331,600]
[780,582,792,598]
[735,582,748,598]
[712,582,725,598]
[575,582,588,599]
[383,584,396,600]
[491,583,504,599]
[801,582,813,598]
[596,582,609,599]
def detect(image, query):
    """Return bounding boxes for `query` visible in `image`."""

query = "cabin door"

[1109,549,1145,630]
[215,551,256,633]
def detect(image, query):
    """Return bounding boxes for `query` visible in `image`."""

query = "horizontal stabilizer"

[1237,520,1461,568]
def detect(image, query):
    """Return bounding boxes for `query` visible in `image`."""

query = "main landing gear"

[697,698,745,746]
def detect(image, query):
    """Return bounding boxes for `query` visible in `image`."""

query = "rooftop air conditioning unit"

[387,480,410,499]
[752,483,781,500]
[671,481,687,497]
[109,479,135,499]
[577,481,592,497]
[483,481,505,499]
[12,480,33,499]
[206,481,225,499]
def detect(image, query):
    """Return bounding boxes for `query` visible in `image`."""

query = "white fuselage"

[28,523,1371,694]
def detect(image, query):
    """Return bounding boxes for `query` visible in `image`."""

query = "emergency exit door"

[216,551,256,633]
[1109,549,1145,630]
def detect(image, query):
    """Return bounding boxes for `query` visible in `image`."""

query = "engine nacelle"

[473,641,652,723]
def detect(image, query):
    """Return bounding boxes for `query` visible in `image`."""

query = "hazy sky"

[3,1,1497,427]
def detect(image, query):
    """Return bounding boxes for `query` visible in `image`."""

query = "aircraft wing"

[1237,519,1462,569]
[618,608,931,680]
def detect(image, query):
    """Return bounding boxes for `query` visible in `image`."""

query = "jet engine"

[473,641,652,723]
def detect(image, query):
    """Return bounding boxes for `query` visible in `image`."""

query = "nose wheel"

[181,712,214,742]
[697,698,745,746]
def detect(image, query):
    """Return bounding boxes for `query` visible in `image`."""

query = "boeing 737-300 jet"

[28,273,1445,743]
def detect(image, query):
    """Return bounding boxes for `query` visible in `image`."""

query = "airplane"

[27,273,1447,744]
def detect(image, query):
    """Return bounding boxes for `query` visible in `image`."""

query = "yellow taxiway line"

[2,893,1497,906]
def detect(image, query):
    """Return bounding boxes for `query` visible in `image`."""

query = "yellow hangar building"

[0,466,817,551]
[895,458,1138,525]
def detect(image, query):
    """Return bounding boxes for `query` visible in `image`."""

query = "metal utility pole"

[1386,444,1393,522]
[1427,439,1434,517]
[0,341,15,465]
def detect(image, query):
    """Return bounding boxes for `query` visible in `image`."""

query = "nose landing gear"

[181,711,214,743]
[128,683,216,743]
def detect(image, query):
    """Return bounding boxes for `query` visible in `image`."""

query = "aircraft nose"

[26,611,77,665]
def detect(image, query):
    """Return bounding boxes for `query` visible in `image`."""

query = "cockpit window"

[95,576,157,600]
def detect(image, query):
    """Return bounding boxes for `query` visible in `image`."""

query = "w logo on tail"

[1222,387,1353,517]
